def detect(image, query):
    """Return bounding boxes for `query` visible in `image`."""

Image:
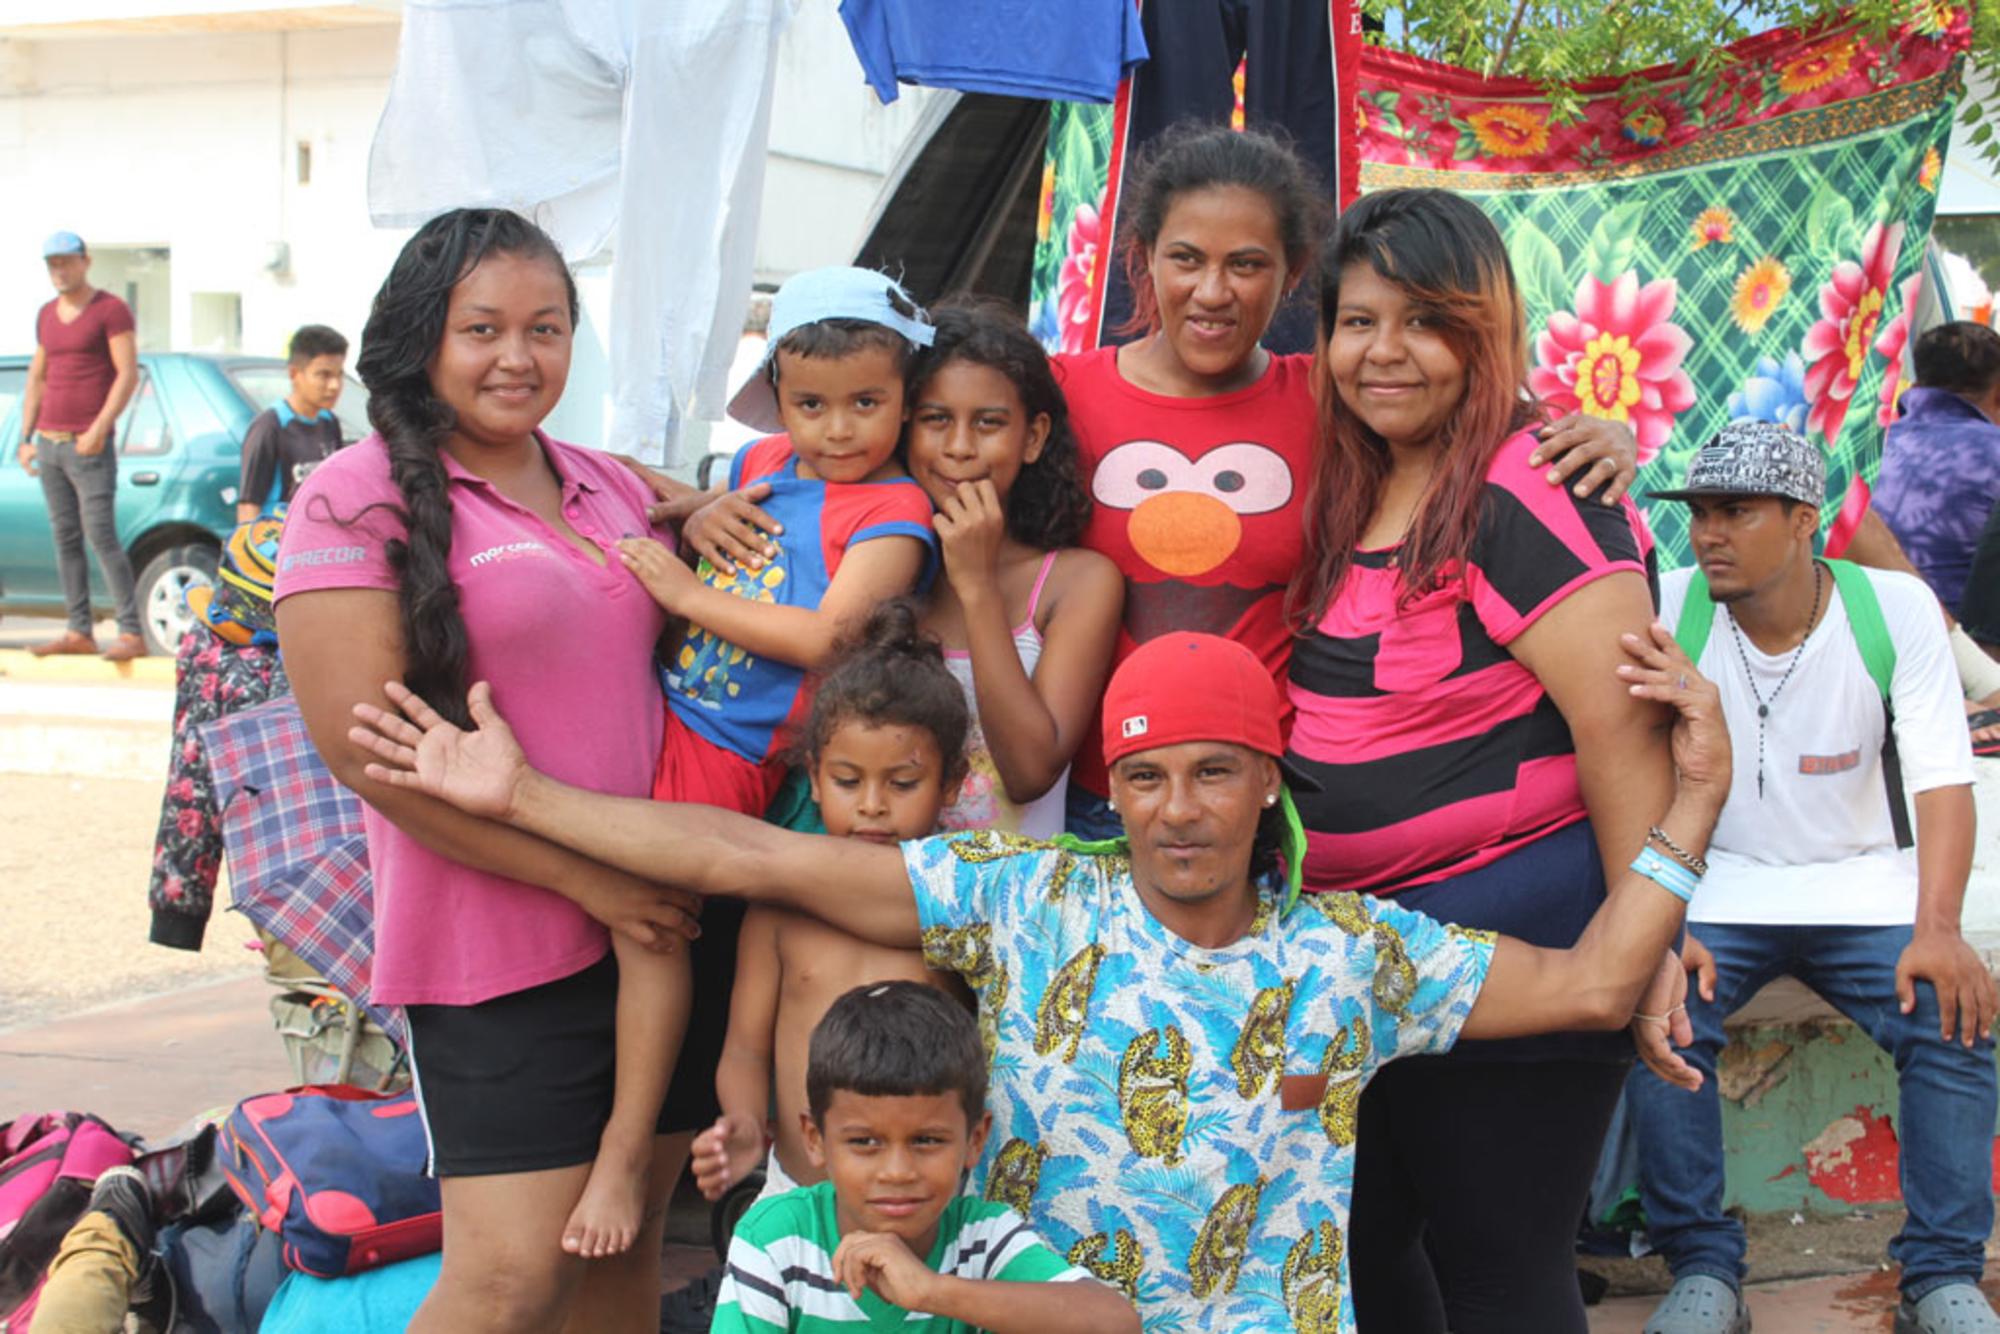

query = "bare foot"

[562,1133,652,1259]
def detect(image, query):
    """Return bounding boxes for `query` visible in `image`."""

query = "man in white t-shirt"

[1630,421,1997,1334]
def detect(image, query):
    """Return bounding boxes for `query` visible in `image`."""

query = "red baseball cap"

[1101,632,1286,767]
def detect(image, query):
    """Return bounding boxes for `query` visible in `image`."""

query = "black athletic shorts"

[404,902,743,1177]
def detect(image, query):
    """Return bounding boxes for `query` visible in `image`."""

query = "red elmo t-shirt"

[1055,347,1316,795]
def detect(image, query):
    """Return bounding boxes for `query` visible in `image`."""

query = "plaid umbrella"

[198,696,402,1045]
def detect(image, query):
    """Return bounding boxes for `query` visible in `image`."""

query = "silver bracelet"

[1648,824,1708,877]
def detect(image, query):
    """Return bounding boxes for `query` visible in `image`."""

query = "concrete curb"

[0,648,175,685]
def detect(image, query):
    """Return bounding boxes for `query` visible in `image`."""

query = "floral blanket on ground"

[1031,15,1969,571]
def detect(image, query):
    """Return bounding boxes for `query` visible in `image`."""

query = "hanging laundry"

[838,0,1147,105]
[369,0,797,462]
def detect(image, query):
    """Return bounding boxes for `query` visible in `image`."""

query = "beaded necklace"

[1725,560,1824,798]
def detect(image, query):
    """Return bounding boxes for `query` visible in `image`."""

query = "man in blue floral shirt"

[348,629,1729,1331]
[1876,322,2000,616]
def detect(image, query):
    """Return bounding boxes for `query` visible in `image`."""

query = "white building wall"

[0,25,407,361]
[0,0,938,461]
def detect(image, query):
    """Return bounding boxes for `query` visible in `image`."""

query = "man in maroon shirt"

[19,231,143,659]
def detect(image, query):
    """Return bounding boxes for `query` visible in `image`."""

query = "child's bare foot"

[562,1133,652,1259]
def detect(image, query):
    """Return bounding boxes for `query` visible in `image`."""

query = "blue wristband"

[1630,846,1697,903]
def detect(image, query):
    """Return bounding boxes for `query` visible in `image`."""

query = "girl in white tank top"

[902,301,1125,839]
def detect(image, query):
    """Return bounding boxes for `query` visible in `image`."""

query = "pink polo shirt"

[274,432,668,1006]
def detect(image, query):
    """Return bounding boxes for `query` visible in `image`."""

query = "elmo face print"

[1091,440,1293,578]
[1089,437,1300,644]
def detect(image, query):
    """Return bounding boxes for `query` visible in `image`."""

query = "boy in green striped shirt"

[711,983,1139,1334]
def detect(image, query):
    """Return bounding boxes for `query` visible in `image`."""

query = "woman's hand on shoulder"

[1530,413,1639,504]
[678,482,780,577]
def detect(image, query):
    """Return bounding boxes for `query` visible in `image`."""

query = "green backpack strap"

[1824,559,1913,850]
[1673,571,1718,664]
[1825,559,1895,700]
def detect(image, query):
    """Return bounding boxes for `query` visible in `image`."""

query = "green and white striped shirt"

[712,1181,1089,1332]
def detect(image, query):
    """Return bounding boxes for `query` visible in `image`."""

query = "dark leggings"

[1349,1054,1628,1334]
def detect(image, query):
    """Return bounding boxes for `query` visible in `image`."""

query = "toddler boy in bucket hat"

[567,268,944,1258]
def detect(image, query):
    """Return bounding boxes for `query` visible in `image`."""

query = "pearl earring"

[1264,793,1278,807]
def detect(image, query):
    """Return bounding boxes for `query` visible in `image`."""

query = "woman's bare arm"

[279,588,696,948]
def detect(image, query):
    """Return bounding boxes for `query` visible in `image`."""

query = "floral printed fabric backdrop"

[1031,17,1970,569]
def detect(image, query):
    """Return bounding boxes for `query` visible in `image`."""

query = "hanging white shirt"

[1661,564,1974,926]
[369,0,798,462]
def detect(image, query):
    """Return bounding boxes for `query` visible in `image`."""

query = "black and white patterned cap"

[1646,420,1826,506]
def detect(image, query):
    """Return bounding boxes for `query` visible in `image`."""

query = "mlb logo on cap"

[1122,715,1149,739]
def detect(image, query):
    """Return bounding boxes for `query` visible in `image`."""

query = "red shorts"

[652,705,783,816]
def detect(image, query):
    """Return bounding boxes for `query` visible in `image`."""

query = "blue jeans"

[35,429,140,636]
[1627,921,1998,1299]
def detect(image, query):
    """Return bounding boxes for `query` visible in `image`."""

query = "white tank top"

[937,551,1069,839]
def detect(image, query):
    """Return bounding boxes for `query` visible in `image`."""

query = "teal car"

[0,353,370,654]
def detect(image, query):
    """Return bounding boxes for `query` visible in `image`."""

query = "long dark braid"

[354,209,578,727]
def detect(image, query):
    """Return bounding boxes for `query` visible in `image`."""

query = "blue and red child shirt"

[654,434,936,811]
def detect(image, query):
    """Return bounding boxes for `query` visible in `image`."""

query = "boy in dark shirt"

[236,324,348,522]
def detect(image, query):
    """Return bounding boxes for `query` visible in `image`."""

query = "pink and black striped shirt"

[1286,430,1655,895]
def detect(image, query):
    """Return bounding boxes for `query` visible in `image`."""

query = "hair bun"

[855,597,939,663]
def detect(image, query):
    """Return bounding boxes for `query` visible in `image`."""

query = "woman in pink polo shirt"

[276,210,697,1332]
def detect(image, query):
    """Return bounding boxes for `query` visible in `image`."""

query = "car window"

[0,366,24,459]
[229,366,372,443]
[118,373,172,457]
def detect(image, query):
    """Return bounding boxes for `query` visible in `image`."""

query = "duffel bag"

[217,1086,439,1278]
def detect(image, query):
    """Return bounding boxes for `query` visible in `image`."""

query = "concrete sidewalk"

[0,974,293,1142]
[0,614,176,684]
[1589,1270,1991,1332]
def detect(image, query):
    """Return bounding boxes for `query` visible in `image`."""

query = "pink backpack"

[0,1111,135,1330]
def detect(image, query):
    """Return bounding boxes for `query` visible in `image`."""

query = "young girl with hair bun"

[275,209,699,1332]
[690,599,978,1206]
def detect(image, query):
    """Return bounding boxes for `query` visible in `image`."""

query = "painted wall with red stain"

[1713,1023,2000,1213]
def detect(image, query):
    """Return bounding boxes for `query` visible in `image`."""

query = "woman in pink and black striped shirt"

[1285,189,1677,1333]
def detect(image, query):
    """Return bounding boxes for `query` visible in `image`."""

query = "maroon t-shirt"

[35,290,135,432]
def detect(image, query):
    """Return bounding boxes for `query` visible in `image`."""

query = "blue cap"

[42,231,85,258]
[726,266,934,432]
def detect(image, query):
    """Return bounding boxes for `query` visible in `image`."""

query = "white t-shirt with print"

[1662,564,1974,926]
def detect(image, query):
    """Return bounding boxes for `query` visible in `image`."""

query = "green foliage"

[1364,0,1999,169]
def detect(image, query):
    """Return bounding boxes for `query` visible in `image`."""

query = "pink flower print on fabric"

[1529,271,1696,463]
[1800,220,1904,445]
[1057,198,1105,354]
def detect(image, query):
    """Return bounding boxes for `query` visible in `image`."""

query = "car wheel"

[137,542,219,657]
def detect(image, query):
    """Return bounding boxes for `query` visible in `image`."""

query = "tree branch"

[1490,0,1535,75]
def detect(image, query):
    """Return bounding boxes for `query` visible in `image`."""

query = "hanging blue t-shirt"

[838,0,1148,105]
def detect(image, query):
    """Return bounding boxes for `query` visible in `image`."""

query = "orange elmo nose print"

[1128,492,1243,577]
